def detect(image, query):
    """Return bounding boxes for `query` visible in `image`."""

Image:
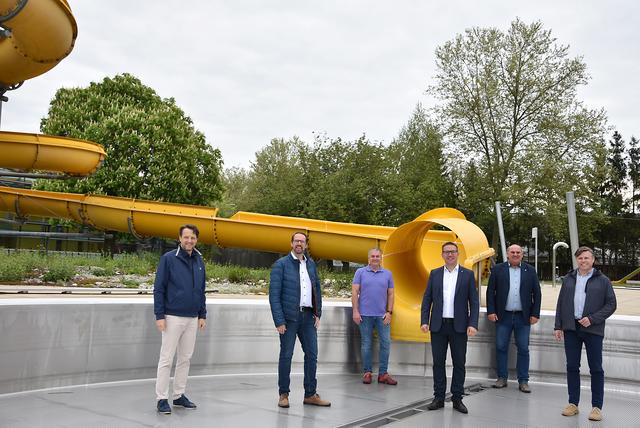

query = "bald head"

[507,244,523,267]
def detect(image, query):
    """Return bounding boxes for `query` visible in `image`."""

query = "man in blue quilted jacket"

[269,232,331,408]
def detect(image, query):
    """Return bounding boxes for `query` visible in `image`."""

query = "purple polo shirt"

[352,266,394,316]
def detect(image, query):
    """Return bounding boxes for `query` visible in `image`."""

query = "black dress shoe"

[427,399,445,410]
[452,400,468,414]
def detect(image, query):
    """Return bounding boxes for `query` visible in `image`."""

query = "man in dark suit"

[421,241,480,414]
[486,244,542,392]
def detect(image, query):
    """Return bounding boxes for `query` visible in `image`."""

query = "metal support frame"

[0,82,24,129]
[494,201,507,262]
[566,191,579,269]
[0,170,76,179]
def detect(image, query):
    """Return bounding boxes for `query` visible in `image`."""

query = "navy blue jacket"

[269,253,322,327]
[154,246,207,320]
[421,265,479,334]
[486,262,542,321]
[555,268,616,336]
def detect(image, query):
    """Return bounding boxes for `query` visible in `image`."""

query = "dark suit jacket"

[421,265,480,334]
[486,262,542,321]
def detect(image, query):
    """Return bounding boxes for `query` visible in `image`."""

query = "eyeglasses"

[442,250,458,255]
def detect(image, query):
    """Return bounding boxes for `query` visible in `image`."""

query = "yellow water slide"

[0,0,494,342]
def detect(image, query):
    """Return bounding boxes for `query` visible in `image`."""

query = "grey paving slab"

[0,375,638,428]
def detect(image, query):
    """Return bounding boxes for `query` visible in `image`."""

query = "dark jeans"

[358,316,391,374]
[278,308,318,398]
[564,326,604,408]
[431,319,468,401]
[495,311,531,382]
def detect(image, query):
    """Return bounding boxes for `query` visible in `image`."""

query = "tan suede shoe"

[588,407,602,421]
[303,394,331,407]
[562,403,579,416]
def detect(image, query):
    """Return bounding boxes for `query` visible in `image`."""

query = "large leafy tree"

[429,19,607,246]
[37,74,224,206]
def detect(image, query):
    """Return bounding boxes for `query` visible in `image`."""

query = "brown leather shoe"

[518,382,531,393]
[278,393,289,408]
[303,394,331,407]
[493,378,507,388]
[378,373,398,385]
[362,372,372,384]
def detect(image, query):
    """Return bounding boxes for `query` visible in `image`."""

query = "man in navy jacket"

[153,224,207,414]
[486,244,541,392]
[421,241,479,414]
[269,232,330,408]
[554,246,616,422]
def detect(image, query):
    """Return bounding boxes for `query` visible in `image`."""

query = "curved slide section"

[0,131,105,175]
[0,0,77,86]
[0,0,494,342]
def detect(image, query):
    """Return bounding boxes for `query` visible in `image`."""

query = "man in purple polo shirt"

[351,248,397,385]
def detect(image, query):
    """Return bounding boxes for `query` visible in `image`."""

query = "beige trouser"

[155,315,198,400]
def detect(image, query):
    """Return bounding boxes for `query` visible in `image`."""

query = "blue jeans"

[278,309,318,398]
[495,311,531,382]
[358,316,391,374]
[564,327,604,408]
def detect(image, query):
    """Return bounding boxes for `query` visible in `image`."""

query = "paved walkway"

[1,374,638,427]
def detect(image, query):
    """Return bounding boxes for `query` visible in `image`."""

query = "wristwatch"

[386,310,393,315]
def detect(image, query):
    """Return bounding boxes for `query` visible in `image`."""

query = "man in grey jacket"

[554,246,616,422]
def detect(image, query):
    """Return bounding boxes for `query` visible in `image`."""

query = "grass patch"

[0,250,354,296]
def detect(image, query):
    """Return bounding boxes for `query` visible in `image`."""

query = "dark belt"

[504,310,522,314]
[442,318,454,324]
[300,306,313,312]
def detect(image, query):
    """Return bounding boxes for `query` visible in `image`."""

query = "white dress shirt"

[442,264,459,318]
[574,268,593,319]
[291,252,313,307]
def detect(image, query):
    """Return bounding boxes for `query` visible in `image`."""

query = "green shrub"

[227,266,251,283]
[42,259,75,282]
[121,278,139,288]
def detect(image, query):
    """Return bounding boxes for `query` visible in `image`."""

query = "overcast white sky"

[2,1,639,168]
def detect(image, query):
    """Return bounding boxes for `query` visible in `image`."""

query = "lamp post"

[552,241,569,287]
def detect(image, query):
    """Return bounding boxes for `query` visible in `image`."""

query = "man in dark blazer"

[486,244,542,392]
[421,241,479,414]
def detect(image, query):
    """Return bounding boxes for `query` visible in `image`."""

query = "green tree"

[601,131,627,215]
[242,137,307,216]
[37,74,223,206]
[219,167,251,217]
[429,18,607,246]
[386,104,455,224]
[301,135,393,225]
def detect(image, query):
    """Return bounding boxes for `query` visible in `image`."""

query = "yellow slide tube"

[0,180,493,342]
